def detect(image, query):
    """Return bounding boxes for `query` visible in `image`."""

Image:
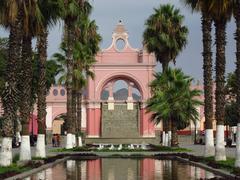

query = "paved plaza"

[10,135,236,158]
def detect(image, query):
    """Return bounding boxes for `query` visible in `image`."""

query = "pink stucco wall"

[28,114,38,135]
[87,108,101,137]
[140,109,155,137]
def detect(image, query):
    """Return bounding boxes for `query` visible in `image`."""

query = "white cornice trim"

[87,135,100,138]
[93,64,156,67]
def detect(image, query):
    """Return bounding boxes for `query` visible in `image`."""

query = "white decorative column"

[108,82,114,110]
[127,82,134,110]
[46,106,53,130]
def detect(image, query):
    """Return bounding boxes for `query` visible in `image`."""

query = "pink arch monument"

[85,21,156,143]
[41,22,205,144]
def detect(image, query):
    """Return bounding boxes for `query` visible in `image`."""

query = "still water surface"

[26,158,221,180]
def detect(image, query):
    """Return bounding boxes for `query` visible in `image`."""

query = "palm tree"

[72,0,93,147]
[147,68,202,146]
[0,38,7,94]
[53,19,101,147]
[143,4,188,72]
[143,4,188,145]
[35,29,48,157]
[73,15,101,146]
[61,0,93,149]
[52,40,76,148]
[208,0,233,161]
[35,0,62,158]
[182,0,215,157]
[18,0,44,161]
[234,0,240,168]
[61,0,80,149]
[0,0,23,166]
[73,44,95,146]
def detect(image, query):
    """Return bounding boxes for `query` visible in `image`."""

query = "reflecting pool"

[25,158,221,180]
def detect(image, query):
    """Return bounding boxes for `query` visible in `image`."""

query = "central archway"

[85,21,156,143]
[96,72,146,101]
[99,76,142,138]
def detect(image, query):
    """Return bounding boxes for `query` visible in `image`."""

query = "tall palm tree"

[182,0,215,157]
[61,0,80,149]
[147,68,202,146]
[234,0,240,168]
[61,0,93,149]
[0,0,23,166]
[52,40,76,148]
[73,44,95,146]
[143,4,188,72]
[143,4,188,146]
[53,20,101,147]
[73,14,101,145]
[70,0,93,147]
[35,0,62,158]
[36,29,48,157]
[208,0,233,161]
[14,0,43,161]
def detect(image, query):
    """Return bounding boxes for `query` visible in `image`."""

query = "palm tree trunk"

[163,120,169,146]
[214,20,227,161]
[171,118,178,147]
[65,22,74,149]
[0,17,22,166]
[77,91,83,147]
[168,118,172,146]
[162,61,169,73]
[19,35,33,133]
[162,61,169,146]
[72,88,77,147]
[235,1,240,167]
[35,28,48,158]
[18,35,33,161]
[19,35,33,161]
[202,12,215,157]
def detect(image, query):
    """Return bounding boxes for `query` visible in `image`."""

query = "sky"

[0,0,237,82]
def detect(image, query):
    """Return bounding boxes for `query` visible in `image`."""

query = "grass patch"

[51,146,90,152]
[201,156,236,172]
[32,157,48,161]
[0,164,31,175]
[185,155,240,175]
[151,145,191,152]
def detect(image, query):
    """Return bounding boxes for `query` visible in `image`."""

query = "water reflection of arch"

[96,72,146,100]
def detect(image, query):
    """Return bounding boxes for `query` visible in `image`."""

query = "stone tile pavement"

[9,135,237,158]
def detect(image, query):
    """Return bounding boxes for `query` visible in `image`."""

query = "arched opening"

[132,87,141,101]
[100,77,142,101]
[101,89,109,101]
[113,80,128,100]
[99,77,143,138]
[115,38,126,51]
[52,113,66,136]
